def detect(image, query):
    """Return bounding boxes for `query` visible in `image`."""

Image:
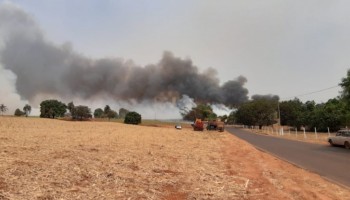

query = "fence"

[241,125,335,143]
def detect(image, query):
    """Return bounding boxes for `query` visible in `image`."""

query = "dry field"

[0,117,349,200]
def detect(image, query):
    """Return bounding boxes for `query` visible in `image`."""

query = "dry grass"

[0,117,247,199]
[0,117,349,200]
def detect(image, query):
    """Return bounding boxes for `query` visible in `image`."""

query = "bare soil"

[0,117,349,199]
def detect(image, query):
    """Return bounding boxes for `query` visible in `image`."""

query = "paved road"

[226,127,350,187]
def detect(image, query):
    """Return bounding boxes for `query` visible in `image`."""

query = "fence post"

[281,128,284,136]
[303,127,307,139]
[327,127,330,137]
[295,128,297,137]
[315,127,318,139]
[289,128,291,136]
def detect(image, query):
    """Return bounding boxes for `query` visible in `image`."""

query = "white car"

[328,130,350,149]
[175,124,182,130]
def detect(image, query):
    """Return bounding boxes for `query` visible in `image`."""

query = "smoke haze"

[0,3,249,117]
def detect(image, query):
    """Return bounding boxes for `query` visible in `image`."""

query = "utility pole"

[277,101,281,126]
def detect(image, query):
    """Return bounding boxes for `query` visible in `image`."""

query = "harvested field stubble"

[0,117,349,200]
[0,117,246,199]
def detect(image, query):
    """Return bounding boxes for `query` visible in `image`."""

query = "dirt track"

[0,117,349,199]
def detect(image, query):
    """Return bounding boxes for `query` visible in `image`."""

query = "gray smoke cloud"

[251,94,280,101]
[0,3,248,107]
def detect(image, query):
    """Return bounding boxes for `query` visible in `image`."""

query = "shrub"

[14,108,25,116]
[124,112,141,125]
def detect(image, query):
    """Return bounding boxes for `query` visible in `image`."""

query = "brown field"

[0,117,349,200]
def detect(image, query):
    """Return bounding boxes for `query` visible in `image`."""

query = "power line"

[281,85,341,101]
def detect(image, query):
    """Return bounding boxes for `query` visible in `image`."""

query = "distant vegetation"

[14,108,25,116]
[31,99,139,123]
[233,70,350,132]
[13,104,32,117]
[40,100,67,119]
[181,104,217,121]
[124,112,142,125]
[23,104,31,117]
[5,70,350,131]
[0,104,8,115]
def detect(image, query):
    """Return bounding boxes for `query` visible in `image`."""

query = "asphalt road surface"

[227,127,350,188]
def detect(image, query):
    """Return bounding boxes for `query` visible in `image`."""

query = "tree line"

[38,99,141,124]
[0,99,141,125]
[181,70,350,132]
[232,70,350,132]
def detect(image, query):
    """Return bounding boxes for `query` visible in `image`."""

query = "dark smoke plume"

[0,3,249,107]
[251,94,280,101]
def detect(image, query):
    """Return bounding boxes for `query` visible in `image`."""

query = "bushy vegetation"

[14,108,25,116]
[279,98,348,132]
[23,104,31,117]
[40,100,67,118]
[0,104,8,115]
[93,108,104,118]
[93,105,119,120]
[182,104,217,121]
[124,112,142,125]
[235,97,278,129]
[234,70,350,132]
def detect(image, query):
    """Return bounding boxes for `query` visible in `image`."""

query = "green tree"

[104,105,111,115]
[40,100,66,118]
[119,108,130,119]
[182,104,216,121]
[14,108,25,116]
[67,102,76,119]
[236,98,277,129]
[226,111,236,124]
[306,99,347,132]
[124,111,142,125]
[340,69,350,106]
[23,104,32,117]
[0,104,8,115]
[74,105,91,120]
[107,110,118,120]
[93,108,104,118]
[279,98,304,128]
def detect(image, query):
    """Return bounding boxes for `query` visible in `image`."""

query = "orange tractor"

[192,118,204,131]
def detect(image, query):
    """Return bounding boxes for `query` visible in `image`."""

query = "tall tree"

[104,105,111,115]
[40,100,66,118]
[340,69,350,106]
[0,104,8,115]
[93,108,104,118]
[107,110,118,120]
[74,105,92,120]
[279,98,304,128]
[307,99,347,132]
[182,104,217,121]
[236,98,277,129]
[23,104,32,117]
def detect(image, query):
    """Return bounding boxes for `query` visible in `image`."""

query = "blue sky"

[2,0,350,106]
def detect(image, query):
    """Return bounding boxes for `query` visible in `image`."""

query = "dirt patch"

[221,133,350,200]
[162,184,188,200]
